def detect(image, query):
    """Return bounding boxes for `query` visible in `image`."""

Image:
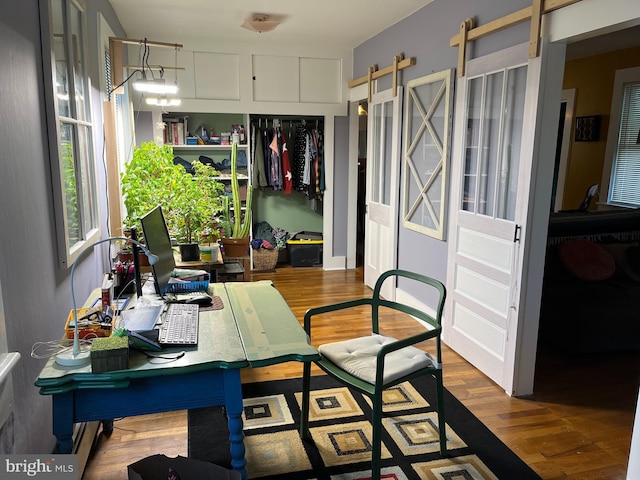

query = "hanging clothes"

[281,131,292,194]
[251,122,269,188]
[268,130,283,190]
[253,118,324,202]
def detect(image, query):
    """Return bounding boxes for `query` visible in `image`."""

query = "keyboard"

[158,303,199,346]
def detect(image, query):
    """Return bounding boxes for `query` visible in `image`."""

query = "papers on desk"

[171,268,209,282]
[121,305,164,332]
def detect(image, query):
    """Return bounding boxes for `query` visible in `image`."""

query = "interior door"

[445,43,543,395]
[364,88,402,299]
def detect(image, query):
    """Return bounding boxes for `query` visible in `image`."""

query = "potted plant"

[121,141,225,262]
[220,142,253,258]
[120,142,177,261]
[167,161,225,261]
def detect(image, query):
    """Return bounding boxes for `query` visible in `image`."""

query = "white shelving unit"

[165,112,253,267]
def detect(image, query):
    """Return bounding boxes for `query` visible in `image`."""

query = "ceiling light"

[241,14,280,33]
[146,96,181,107]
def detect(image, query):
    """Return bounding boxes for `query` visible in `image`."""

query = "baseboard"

[73,421,100,475]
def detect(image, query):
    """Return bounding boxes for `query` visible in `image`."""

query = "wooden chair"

[299,269,447,480]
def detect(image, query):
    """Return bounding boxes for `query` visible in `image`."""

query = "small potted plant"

[220,142,253,258]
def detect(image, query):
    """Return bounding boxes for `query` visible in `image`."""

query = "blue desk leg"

[224,369,247,480]
[52,392,74,454]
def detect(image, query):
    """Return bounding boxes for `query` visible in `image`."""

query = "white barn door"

[364,88,402,300]
[445,42,559,396]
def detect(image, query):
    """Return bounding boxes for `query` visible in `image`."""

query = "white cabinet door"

[252,55,299,102]
[252,55,342,104]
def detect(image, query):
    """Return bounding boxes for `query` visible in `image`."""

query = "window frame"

[602,66,640,209]
[40,0,101,268]
[402,69,455,239]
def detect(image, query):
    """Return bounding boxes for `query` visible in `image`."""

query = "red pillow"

[558,239,616,281]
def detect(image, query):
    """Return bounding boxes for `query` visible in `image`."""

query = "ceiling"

[108,0,435,51]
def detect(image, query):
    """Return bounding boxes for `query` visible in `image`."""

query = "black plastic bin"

[287,231,323,267]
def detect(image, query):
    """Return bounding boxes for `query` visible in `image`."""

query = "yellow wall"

[561,46,640,210]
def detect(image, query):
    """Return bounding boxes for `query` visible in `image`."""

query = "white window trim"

[601,65,640,209]
[40,0,101,268]
[402,68,455,239]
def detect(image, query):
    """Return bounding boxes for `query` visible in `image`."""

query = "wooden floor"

[83,266,639,479]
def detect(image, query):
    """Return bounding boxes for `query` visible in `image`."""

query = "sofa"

[538,209,640,353]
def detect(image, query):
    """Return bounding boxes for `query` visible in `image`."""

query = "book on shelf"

[163,116,188,145]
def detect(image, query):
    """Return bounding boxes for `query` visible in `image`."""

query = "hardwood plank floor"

[82,266,639,479]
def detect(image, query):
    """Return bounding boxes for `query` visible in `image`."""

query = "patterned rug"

[188,375,541,480]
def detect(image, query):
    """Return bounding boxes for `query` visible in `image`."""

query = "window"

[40,0,100,268]
[603,67,640,208]
[403,69,454,239]
[461,65,527,221]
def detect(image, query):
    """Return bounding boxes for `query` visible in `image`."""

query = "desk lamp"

[56,237,158,367]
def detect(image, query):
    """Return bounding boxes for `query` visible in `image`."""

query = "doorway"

[356,100,367,267]
[551,89,575,212]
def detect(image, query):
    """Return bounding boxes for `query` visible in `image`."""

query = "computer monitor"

[140,205,175,295]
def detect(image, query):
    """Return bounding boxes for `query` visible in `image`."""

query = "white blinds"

[610,82,640,206]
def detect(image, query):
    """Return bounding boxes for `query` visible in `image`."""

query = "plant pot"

[117,250,134,263]
[221,237,250,258]
[119,249,151,265]
[138,252,150,266]
[179,243,200,262]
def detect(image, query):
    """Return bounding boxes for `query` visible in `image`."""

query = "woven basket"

[253,248,279,271]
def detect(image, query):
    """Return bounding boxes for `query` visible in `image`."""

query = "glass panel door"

[463,66,527,221]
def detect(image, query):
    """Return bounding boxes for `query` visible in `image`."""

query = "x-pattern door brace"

[404,81,447,224]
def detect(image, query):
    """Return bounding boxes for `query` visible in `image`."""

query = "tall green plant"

[225,142,253,238]
[121,141,225,244]
[168,161,225,244]
[121,141,179,232]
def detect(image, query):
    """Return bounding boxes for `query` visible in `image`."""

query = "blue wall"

[0,0,125,454]
[352,0,530,285]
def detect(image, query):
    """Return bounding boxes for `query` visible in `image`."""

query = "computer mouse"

[185,294,213,306]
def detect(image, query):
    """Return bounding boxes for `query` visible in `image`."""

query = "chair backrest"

[371,269,446,333]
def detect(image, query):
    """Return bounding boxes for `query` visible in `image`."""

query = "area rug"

[188,375,541,480]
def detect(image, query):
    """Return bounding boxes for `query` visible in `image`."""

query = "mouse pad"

[200,295,224,311]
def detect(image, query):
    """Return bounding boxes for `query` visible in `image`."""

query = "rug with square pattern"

[188,375,541,479]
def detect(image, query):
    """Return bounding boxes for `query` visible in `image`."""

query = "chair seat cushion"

[318,334,433,385]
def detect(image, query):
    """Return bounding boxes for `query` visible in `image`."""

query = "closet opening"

[249,115,325,264]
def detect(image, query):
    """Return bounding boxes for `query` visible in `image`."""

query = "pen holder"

[114,262,136,296]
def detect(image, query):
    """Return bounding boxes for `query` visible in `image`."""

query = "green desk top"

[35,282,318,394]
[225,281,319,367]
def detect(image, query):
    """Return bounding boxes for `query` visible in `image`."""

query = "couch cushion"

[318,334,433,385]
[601,243,640,281]
[627,246,640,278]
[558,239,616,281]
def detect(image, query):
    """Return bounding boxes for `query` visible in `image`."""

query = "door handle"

[513,224,521,243]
